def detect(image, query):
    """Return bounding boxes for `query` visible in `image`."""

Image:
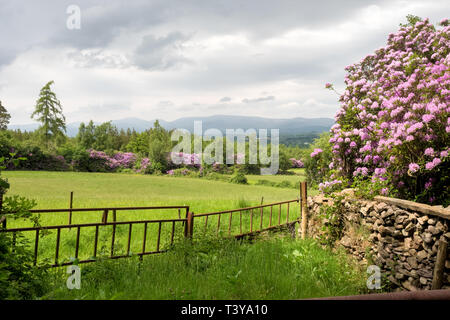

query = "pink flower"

[422,114,435,123]
[424,148,435,156]
[408,163,419,173]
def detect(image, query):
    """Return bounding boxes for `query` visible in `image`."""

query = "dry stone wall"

[306,191,450,291]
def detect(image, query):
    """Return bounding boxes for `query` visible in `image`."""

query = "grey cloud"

[132,32,191,70]
[0,0,392,67]
[242,96,275,103]
[67,50,130,69]
[219,97,232,102]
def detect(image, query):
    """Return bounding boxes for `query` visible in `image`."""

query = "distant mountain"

[9,115,334,137]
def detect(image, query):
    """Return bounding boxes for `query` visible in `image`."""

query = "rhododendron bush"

[326,17,450,205]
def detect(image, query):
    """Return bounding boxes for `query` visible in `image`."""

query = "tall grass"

[43,236,368,300]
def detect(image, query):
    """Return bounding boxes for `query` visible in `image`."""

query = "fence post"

[102,209,109,224]
[185,211,194,238]
[301,181,308,239]
[432,240,448,290]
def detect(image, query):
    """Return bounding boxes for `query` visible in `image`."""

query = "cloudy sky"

[1,0,448,125]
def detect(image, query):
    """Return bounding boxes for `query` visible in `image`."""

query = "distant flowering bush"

[88,150,149,173]
[325,16,450,205]
[169,152,201,168]
[289,158,304,168]
[167,168,191,176]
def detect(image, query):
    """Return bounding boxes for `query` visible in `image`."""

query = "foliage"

[0,155,50,300]
[31,81,66,147]
[44,237,367,300]
[304,132,333,187]
[317,194,346,247]
[326,16,450,204]
[148,120,172,172]
[0,100,11,130]
[230,168,248,185]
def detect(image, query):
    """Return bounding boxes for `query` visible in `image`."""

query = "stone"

[435,221,446,232]
[421,232,433,244]
[340,235,352,248]
[417,250,428,261]
[381,208,395,219]
[404,238,411,248]
[404,222,415,232]
[395,273,406,280]
[406,256,418,269]
[375,202,388,212]
[395,215,408,224]
[417,269,433,278]
[427,218,436,225]
[427,225,440,235]
[417,216,428,225]
[402,280,418,291]
[369,210,378,218]
[380,226,396,236]
[419,277,428,285]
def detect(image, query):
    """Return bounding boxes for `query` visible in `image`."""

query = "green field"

[3,171,307,266]
[4,171,304,210]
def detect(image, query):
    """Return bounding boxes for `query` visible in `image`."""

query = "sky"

[0,0,449,125]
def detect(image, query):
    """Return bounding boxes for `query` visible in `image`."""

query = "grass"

[42,236,368,300]
[3,171,367,300]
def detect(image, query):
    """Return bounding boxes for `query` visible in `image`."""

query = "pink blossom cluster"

[89,149,141,171]
[135,157,151,173]
[318,179,343,194]
[310,149,323,158]
[326,18,450,203]
[289,158,304,168]
[169,152,201,167]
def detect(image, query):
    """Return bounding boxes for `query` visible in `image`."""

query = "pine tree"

[31,81,66,146]
[0,101,11,130]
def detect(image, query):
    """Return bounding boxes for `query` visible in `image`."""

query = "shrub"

[304,132,333,187]
[230,169,248,185]
[0,156,50,299]
[326,16,450,205]
[275,180,293,188]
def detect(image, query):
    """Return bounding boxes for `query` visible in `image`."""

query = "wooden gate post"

[432,239,448,290]
[301,181,308,239]
[185,211,194,238]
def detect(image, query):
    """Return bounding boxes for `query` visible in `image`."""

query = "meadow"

[3,171,310,267]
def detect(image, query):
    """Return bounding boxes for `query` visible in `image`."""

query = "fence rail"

[0,182,310,267]
[193,198,301,238]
